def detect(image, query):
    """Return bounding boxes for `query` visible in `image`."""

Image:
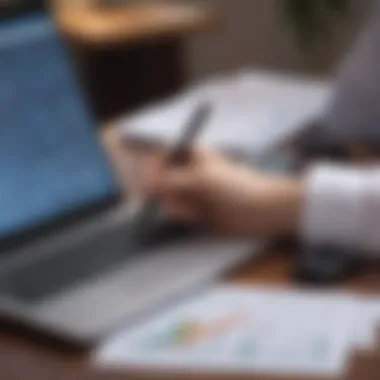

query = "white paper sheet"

[94,286,378,376]
[118,71,334,160]
[351,298,380,350]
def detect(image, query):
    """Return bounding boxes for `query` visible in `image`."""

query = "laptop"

[0,14,257,344]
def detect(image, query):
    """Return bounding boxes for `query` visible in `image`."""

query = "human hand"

[144,148,303,237]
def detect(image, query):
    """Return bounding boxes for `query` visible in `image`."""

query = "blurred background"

[0,0,371,122]
[3,2,380,379]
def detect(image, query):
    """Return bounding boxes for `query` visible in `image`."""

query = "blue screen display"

[0,16,118,239]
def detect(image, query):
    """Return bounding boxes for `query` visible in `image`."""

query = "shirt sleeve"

[302,164,380,255]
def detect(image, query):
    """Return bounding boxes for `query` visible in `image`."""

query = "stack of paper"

[118,70,334,160]
[94,286,380,377]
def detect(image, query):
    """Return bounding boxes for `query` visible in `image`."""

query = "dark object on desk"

[291,120,352,163]
[70,38,184,122]
[293,245,365,285]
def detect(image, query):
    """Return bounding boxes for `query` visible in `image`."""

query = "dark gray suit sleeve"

[325,1,380,146]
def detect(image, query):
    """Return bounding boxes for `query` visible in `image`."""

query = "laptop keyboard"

[0,223,195,303]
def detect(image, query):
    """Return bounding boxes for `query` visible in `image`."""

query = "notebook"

[118,70,334,161]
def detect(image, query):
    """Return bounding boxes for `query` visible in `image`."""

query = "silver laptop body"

[0,202,257,344]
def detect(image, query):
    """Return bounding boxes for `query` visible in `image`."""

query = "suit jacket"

[325,1,380,147]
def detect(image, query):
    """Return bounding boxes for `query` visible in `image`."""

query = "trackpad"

[32,236,256,342]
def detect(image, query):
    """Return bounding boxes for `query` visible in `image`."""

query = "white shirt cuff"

[302,164,370,250]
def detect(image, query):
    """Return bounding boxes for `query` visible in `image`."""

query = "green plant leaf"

[281,0,349,48]
[325,0,349,13]
[282,0,321,46]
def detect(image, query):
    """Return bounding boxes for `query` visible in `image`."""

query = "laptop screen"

[0,15,119,242]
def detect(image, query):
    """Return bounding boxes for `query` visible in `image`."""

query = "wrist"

[272,177,304,236]
[249,175,304,237]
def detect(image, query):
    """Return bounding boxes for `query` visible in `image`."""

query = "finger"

[167,145,217,167]
[143,150,167,175]
[156,168,200,197]
[143,146,215,196]
[141,151,168,194]
[190,145,219,163]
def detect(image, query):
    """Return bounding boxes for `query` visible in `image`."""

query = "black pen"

[129,102,212,238]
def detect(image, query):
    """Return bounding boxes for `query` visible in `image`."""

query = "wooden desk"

[1,127,380,380]
[54,0,216,46]
[53,1,217,121]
